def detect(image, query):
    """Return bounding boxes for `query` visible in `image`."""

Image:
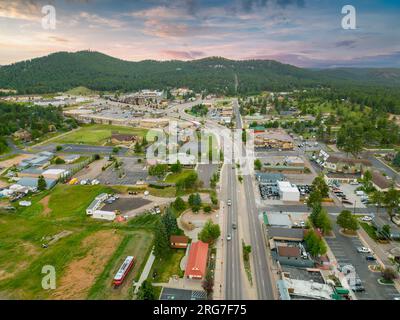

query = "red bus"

[113,256,135,286]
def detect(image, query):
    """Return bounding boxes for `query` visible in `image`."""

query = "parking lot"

[326,218,400,300]
[330,183,367,209]
[102,196,152,214]
[96,157,148,185]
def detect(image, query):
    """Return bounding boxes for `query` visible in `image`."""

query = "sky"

[0,0,399,68]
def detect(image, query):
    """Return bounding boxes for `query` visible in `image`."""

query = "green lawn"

[165,170,196,183]
[150,249,186,283]
[360,222,378,241]
[51,124,149,146]
[0,184,159,299]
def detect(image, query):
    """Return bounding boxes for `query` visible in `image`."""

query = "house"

[370,170,397,192]
[184,241,209,280]
[13,129,32,142]
[324,156,371,174]
[271,242,314,268]
[170,235,189,249]
[111,132,138,145]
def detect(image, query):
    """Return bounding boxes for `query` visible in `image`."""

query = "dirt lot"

[74,158,108,181]
[51,230,122,300]
[0,154,31,169]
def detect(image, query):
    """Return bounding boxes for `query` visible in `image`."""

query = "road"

[224,161,242,299]
[233,99,275,300]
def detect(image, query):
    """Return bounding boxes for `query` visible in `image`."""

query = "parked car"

[361,216,373,222]
[357,247,371,253]
[365,255,377,261]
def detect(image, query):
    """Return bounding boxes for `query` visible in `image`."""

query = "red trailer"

[113,256,135,286]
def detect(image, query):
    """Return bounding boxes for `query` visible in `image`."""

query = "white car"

[357,247,371,253]
[361,216,373,222]
[226,234,232,241]
[227,199,232,206]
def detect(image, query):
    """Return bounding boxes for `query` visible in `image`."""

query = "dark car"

[366,255,377,261]
[232,223,237,230]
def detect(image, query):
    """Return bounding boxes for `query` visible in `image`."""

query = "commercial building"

[277,181,300,202]
[184,241,209,280]
[263,212,293,228]
[86,193,109,215]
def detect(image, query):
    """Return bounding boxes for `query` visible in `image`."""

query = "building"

[271,242,314,268]
[263,212,293,228]
[16,177,57,191]
[184,241,209,280]
[92,210,116,221]
[111,133,138,145]
[370,170,397,192]
[324,156,371,174]
[277,181,300,202]
[61,154,80,164]
[324,172,361,184]
[13,129,32,142]
[266,227,305,242]
[86,193,109,215]
[42,169,69,180]
[277,278,334,300]
[170,235,189,249]
[18,168,44,178]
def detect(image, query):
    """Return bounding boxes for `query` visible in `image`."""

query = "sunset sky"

[0,0,399,67]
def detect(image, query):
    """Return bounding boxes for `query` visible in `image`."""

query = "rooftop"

[160,287,207,300]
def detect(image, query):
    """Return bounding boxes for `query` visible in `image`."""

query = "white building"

[277,181,300,202]
[86,193,109,215]
[92,210,116,221]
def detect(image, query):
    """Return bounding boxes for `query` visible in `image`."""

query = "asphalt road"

[224,161,242,300]
[234,99,275,300]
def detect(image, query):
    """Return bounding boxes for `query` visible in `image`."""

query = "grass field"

[51,124,149,146]
[150,249,186,283]
[87,230,154,300]
[165,170,196,183]
[0,184,158,299]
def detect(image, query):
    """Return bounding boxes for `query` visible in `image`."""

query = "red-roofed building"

[184,241,209,280]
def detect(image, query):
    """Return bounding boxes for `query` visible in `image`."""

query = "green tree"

[198,220,221,244]
[173,196,186,212]
[137,280,156,300]
[154,220,169,257]
[304,230,327,257]
[254,159,262,171]
[393,152,400,167]
[312,175,329,198]
[307,189,322,209]
[336,210,359,232]
[161,207,179,237]
[383,186,400,218]
[134,142,142,154]
[370,191,384,215]
[37,175,47,191]
[170,161,182,173]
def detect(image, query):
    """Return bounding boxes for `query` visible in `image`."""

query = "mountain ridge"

[1,50,400,95]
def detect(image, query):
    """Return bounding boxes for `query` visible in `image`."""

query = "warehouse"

[277,181,300,202]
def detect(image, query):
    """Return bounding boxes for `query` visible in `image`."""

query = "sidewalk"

[133,249,155,294]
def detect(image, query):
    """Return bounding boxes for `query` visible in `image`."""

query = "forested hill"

[1,50,400,97]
